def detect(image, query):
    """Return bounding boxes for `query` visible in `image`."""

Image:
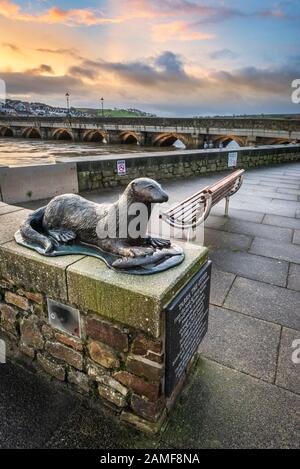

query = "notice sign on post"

[228,152,238,168]
[117,160,126,176]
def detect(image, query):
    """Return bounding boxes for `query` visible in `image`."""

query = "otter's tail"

[19,207,53,253]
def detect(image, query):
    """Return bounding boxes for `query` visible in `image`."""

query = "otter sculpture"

[15,178,184,275]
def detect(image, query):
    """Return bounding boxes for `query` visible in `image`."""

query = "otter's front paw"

[149,237,171,249]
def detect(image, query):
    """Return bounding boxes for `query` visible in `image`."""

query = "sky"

[0,0,300,116]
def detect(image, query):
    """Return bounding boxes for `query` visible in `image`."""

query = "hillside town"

[0,99,91,118]
[0,100,157,119]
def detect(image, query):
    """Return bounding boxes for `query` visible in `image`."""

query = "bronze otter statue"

[15,178,184,274]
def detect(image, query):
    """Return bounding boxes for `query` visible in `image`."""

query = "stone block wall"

[77,145,300,191]
[0,210,208,433]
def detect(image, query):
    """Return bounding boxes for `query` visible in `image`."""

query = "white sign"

[228,152,238,167]
[117,160,126,175]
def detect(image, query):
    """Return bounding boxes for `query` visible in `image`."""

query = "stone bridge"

[0,116,300,148]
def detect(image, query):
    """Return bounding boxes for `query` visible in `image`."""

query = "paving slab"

[287,263,300,291]
[210,249,288,287]
[277,187,300,196]
[224,198,297,218]
[259,175,300,183]
[163,358,300,449]
[293,230,300,245]
[46,403,137,449]
[276,327,300,395]
[224,277,300,330]
[209,267,235,306]
[199,306,281,382]
[210,206,264,223]
[204,215,228,230]
[0,361,79,449]
[263,214,300,230]
[243,184,278,193]
[269,199,300,209]
[250,236,300,264]
[257,181,300,190]
[241,189,298,201]
[236,194,273,204]
[204,228,252,251]
[220,219,292,243]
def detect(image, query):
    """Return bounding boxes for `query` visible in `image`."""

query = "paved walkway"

[1,162,299,448]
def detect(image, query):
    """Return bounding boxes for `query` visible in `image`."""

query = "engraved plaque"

[47,299,81,338]
[165,260,212,396]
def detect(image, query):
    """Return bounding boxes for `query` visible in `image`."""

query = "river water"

[0,138,174,167]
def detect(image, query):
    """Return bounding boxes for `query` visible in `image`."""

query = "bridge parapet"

[1,117,300,147]
[1,115,300,131]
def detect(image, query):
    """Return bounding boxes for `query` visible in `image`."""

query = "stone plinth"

[0,206,208,432]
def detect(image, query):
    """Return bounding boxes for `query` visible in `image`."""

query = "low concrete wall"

[0,163,78,204]
[76,144,300,192]
[1,144,299,204]
[0,206,207,432]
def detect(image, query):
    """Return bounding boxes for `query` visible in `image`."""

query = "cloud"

[26,64,55,75]
[65,51,300,99]
[0,0,298,29]
[0,70,84,96]
[0,0,121,26]
[35,48,83,60]
[1,49,299,115]
[127,0,245,22]
[209,49,239,60]
[152,21,216,42]
[212,64,300,95]
[2,42,22,53]
[67,51,200,90]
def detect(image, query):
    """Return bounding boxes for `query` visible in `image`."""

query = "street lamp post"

[100,97,104,117]
[65,92,70,116]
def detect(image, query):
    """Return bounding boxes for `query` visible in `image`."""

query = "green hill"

[77,108,156,118]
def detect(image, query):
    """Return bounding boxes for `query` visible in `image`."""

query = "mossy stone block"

[0,241,84,300]
[67,244,208,338]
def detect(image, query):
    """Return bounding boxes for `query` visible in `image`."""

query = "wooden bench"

[160,169,245,236]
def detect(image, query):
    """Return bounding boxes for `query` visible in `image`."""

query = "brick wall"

[0,280,167,432]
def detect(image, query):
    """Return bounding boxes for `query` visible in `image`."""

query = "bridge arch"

[153,133,189,147]
[0,126,14,137]
[52,128,73,141]
[119,131,140,145]
[22,127,41,139]
[212,135,245,147]
[83,129,107,143]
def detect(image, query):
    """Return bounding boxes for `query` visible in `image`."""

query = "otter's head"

[127,178,169,204]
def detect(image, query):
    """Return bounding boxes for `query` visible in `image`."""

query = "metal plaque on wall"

[47,298,81,338]
[165,260,212,396]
